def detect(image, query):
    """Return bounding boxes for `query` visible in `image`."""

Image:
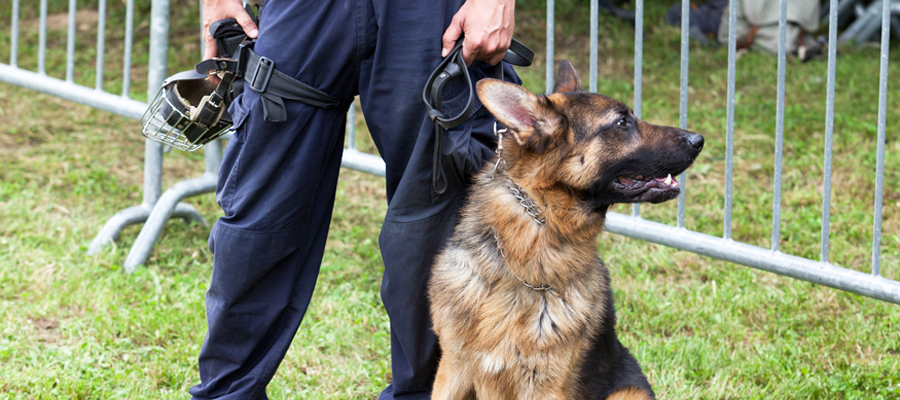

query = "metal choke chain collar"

[490,123,550,292]
[494,123,545,226]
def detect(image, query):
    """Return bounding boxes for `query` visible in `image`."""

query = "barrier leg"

[87,139,165,254]
[122,139,222,272]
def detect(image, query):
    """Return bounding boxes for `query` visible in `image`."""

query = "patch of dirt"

[25,9,100,32]
[32,317,62,344]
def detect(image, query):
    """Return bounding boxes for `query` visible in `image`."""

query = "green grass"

[1,0,899,398]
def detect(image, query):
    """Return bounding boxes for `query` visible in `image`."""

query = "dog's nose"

[686,132,704,151]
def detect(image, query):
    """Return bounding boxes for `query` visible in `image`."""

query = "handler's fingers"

[441,15,463,58]
[461,37,479,67]
[485,47,507,66]
[234,10,259,39]
[203,36,219,60]
[201,1,257,61]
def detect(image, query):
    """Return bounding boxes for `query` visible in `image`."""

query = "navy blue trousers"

[189,0,520,398]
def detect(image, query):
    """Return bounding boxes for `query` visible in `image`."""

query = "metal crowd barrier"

[591,0,900,305]
[0,0,381,271]
[2,0,898,303]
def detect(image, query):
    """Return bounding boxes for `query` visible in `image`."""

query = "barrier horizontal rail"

[604,213,900,305]
[0,65,145,120]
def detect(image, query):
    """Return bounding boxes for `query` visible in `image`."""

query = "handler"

[189,0,521,398]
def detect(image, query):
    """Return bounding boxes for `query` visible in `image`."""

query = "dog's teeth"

[664,174,672,185]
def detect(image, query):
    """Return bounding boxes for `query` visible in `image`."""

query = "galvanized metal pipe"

[87,205,153,255]
[677,0,690,228]
[0,64,145,119]
[821,0,839,263]
[771,0,787,252]
[342,149,386,177]
[589,0,598,93]
[95,0,107,90]
[205,137,223,176]
[199,0,205,56]
[545,0,555,93]
[125,178,214,271]
[347,101,357,150]
[632,0,644,218]
[144,0,171,206]
[605,212,900,305]
[38,0,48,75]
[66,0,76,82]
[345,99,385,176]
[724,0,737,240]
[11,0,19,67]
[122,0,134,97]
[872,0,891,276]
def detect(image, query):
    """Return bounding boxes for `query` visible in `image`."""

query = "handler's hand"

[442,0,515,66]
[202,0,258,61]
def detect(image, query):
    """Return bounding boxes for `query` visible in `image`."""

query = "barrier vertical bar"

[589,0,597,93]
[11,0,19,67]
[872,0,891,276]
[38,0,48,75]
[821,0,838,263]
[121,0,134,97]
[199,0,204,56]
[66,0,76,82]
[677,0,689,228]
[546,0,555,93]
[95,0,107,90]
[632,0,644,218]
[724,0,737,240]
[347,102,357,150]
[144,0,169,206]
[772,0,787,252]
[86,0,172,256]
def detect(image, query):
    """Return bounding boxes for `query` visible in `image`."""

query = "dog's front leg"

[432,355,475,400]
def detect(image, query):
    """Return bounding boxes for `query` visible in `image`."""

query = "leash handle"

[423,38,473,131]
[423,37,535,195]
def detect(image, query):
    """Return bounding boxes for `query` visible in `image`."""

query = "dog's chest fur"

[430,178,611,388]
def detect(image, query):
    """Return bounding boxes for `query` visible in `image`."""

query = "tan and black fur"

[428,61,704,400]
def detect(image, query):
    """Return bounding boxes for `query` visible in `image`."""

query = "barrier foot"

[123,173,217,272]
[86,202,207,256]
[87,204,153,255]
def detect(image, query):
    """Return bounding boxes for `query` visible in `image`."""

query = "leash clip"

[493,121,508,177]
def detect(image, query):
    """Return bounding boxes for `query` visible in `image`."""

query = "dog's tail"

[606,386,655,400]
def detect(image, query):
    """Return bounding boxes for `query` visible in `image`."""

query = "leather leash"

[423,37,534,195]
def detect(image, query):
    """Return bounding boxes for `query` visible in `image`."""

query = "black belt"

[422,38,534,195]
[195,40,352,123]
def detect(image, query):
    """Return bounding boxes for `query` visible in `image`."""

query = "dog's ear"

[477,79,563,152]
[553,60,583,93]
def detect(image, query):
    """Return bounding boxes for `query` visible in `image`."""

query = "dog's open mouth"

[613,174,680,195]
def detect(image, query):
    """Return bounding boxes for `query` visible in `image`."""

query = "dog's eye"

[617,118,628,127]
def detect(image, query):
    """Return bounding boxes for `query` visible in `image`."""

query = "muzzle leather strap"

[423,37,534,195]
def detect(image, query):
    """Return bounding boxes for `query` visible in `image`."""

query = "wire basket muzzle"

[140,77,234,152]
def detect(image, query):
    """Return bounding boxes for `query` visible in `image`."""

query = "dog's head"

[477,60,703,209]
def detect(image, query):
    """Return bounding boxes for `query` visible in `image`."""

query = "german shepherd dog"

[428,61,704,400]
